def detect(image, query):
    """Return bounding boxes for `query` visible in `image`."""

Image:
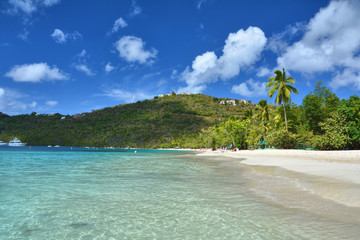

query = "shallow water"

[1,148,359,239]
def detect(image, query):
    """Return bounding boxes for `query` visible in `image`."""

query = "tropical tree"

[302,81,339,134]
[267,68,298,131]
[243,109,253,120]
[255,99,270,136]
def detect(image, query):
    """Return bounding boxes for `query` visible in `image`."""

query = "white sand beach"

[197,149,360,207]
[199,149,360,183]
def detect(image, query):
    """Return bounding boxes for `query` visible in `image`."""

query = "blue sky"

[1,0,360,115]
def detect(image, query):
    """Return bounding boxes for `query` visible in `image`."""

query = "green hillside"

[0,94,253,148]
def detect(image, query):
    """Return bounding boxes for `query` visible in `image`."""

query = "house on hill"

[239,99,248,104]
[226,99,236,106]
[219,100,225,105]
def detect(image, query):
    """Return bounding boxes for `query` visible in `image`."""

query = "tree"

[267,68,298,131]
[302,81,339,134]
[338,95,360,149]
[311,111,349,150]
[243,109,253,120]
[255,99,270,136]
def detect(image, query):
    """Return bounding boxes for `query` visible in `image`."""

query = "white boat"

[8,137,26,147]
[0,141,7,146]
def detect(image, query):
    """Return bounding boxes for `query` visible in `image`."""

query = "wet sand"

[197,149,360,208]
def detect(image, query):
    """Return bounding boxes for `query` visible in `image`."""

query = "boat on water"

[8,138,26,147]
[0,140,7,146]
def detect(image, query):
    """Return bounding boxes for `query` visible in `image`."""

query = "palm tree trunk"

[282,103,288,131]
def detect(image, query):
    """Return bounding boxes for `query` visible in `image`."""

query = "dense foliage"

[0,94,254,148]
[202,81,360,150]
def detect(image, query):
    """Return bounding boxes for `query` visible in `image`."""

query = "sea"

[1,146,360,239]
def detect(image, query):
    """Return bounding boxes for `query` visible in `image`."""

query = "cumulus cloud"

[0,87,37,114]
[46,100,58,106]
[178,26,267,93]
[74,64,95,76]
[5,63,68,82]
[112,17,128,32]
[7,0,60,15]
[276,0,360,89]
[231,79,267,97]
[51,29,81,44]
[115,36,158,64]
[102,88,152,103]
[51,29,65,43]
[105,62,115,73]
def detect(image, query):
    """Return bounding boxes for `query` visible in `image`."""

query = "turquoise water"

[1,148,360,239]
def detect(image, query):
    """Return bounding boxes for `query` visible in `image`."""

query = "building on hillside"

[239,99,248,104]
[159,94,164,98]
[226,99,236,106]
[219,100,225,105]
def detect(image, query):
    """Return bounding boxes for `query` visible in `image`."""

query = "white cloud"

[74,64,95,76]
[51,29,65,43]
[0,87,37,114]
[112,17,128,32]
[115,36,158,64]
[330,68,360,90]
[256,67,272,77]
[129,0,141,16]
[46,100,58,106]
[5,63,68,82]
[8,0,60,15]
[276,0,360,90]
[105,62,115,73]
[231,79,267,97]
[102,88,152,103]
[29,101,37,107]
[51,29,81,44]
[178,26,267,93]
[267,22,305,55]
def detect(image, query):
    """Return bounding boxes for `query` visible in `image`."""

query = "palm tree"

[243,109,253,120]
[255,99,270,136]
[267,68,298,131]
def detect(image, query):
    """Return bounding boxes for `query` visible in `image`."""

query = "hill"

[0,94,254,148]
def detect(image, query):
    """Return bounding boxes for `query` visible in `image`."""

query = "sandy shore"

[198,149,360,184]
[197,149,360,207]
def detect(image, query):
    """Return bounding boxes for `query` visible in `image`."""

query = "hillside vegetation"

[0,94,254,148]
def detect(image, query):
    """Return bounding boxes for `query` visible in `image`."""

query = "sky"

[1,0,360,115]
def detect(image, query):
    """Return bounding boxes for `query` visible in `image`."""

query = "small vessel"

[0,140,7,146]
[8,137,26,147]
[54,145,60,147]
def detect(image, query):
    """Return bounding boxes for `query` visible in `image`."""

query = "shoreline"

[197,149,360,208]
[198,149,360,163]
[197,149,360,184]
